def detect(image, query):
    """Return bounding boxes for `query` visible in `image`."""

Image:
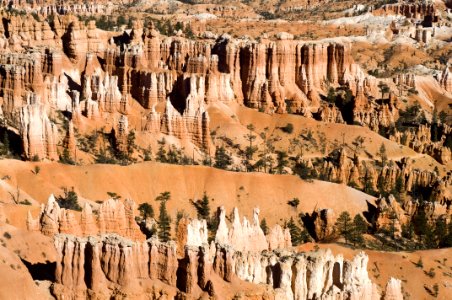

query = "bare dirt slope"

[0,159,375,227]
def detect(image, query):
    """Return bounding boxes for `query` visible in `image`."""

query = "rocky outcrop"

[389,124,452,164]
[317,104,345,123]
[27,194,145,241]
[0,13,382,161]
[19,104,58,160]
[376,2,438,20]
[215,206,292,252]
[373,193,451,238]
[385,277,404,300]
[52,234,177,299]
[52,232,402,299]
[317,148,450,204]
[353,83,398,131]
[159,76,212,151]
[438,66,452,92]
[28,199,405,299]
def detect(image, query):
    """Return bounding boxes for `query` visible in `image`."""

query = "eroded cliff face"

[27,194,145,241]
[49,214,403,300]
[314,148,451,205]
[375,2,438,20]
[25,197,404,299]
[390,124,452,164]
[0,13,384,160]
[439,66,452,92]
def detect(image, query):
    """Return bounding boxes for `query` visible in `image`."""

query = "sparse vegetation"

[56,187,82,211]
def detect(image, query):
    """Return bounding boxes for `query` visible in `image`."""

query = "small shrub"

[32,166,40,175]
[280,123,294,134]
[107,192,121,200]
[56,187,82,211]
[425,268,436,278]
[3,232,11,239]
[287,198,300,209]
[19,199,32,206]
[415,257,424,269]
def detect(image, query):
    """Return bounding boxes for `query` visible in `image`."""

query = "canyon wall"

[50,219,403,300]
[1,13,432,162]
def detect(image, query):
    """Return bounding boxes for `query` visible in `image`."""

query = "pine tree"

[361,171,376,196]
[158,200,171,242]
[244,124,257,171]
[156,139,167,163]
[191,192,210,220]
[327,87,336,104]
[276,150,289,174]
[126,130,136,159]
[351,214,367,246]
[156,191,171,202]
[286,217,303,246]
[378,81,390,99]
[138,203,154,219]
[377,143,388,166]
[155,191,172,241]
[56,187,81,211]
[335,211,352,243]
[434,217,447,248]
[214,146,232,170]
[260,218,269,235]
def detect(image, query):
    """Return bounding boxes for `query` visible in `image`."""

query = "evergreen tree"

[156,139,167,163]
[326,87,336,104]
[361,171,376,196]
[155,191,171,242]
[335,211,352,243]
[286,217,303,246]
[138,202,154,219]
[143,146,152,161]
[214,146,232,170]
[276,150,289,174]
[126,130,136,159]
[434,217,447,248]
[401,221,414,239]
[350,214,367,246]
[244,124,258,171]
[157,200,171,242]
[191,192,211,221]
[56,187,81,211]
[258,129,275,173]
[431,108,439,142]
[413,209,428,236]
[167,145,180,164]
[392,175,404,197]
[439,221,452,248]
[260,218,269,235]
[59,148,75,165]
[156,191,171,202]
[377,143,388,166]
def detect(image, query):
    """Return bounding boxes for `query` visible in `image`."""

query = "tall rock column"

[19,104,58,160]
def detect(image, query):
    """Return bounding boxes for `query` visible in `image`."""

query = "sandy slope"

[0,159,375,228]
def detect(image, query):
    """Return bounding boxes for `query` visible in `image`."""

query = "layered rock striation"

[27,194,145,241]
[51,219,403,299]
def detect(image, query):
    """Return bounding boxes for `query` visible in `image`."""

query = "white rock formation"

[215,206,291,252]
